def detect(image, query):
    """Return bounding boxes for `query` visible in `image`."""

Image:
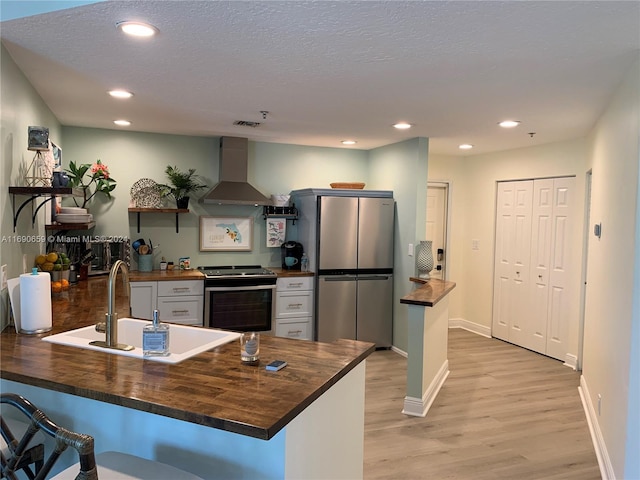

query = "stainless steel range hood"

[200,136,270,205]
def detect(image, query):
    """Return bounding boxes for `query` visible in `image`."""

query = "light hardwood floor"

[363,328,601,480]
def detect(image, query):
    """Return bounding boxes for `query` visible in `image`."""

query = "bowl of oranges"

[35,251,71,294]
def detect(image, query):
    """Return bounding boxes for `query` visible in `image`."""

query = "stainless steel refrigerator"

[292,189,394,347]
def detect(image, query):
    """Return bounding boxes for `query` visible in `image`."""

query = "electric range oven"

[198,265,277,334]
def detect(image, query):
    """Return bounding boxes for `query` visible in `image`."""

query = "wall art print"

[200,216,253,251]
[266,218,286,248]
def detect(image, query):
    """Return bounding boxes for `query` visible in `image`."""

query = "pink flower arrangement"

[90,162,110,178]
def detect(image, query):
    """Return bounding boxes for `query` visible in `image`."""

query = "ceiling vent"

[233,120,261,128]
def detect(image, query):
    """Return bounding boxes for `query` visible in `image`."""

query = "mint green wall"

[252,142,368,193]
[368,137,429,351]
[1,44,62,330]
[61,127,369,270]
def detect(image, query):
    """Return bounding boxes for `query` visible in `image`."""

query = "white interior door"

[426,184,448,280]
[528,178,554,354]
[493,177,574,362]
[492,181,533,344]
[545,177,574,360]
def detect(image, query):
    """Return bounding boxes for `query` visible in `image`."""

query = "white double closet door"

[492,177,574,361]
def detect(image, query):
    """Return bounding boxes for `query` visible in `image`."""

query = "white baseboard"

[448,318,491,338]
[564,353,578,370]
[579,375,614,479]
[390,345,407,358]
[402,359,449,417]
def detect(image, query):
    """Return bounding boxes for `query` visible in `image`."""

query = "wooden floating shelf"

[128,208,189,233]
[9,186,84,232]
[128,208,189,214]
[45,222,96,231]
[9,186,83,196]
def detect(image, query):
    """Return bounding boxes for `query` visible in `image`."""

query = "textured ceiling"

[1,1,638,155]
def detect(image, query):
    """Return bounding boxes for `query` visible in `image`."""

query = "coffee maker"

[281,241,304,270]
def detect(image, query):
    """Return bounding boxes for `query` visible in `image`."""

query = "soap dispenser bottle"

[143,309,170,357]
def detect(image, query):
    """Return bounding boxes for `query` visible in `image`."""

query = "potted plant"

[158,165,207,209]
[65,159,117,209]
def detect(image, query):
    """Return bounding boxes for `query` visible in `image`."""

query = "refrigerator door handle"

[357,275,391,281]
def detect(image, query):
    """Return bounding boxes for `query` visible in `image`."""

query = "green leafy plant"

[158,165,207,206]
[65,159,117,208]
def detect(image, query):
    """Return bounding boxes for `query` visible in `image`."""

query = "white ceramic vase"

[416,240,434,279]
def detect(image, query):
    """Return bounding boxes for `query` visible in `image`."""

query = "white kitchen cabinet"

[131,280,204,326]
[130,282,157,321]
[492,177,575,361]
[275,276,313,340]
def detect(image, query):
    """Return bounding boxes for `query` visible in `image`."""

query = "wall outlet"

[1,264,6,290]
[408,243,414,256]
[472,239,480,251]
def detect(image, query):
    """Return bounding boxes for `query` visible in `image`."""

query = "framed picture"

[52,142,62,169]
[200,216,253,251]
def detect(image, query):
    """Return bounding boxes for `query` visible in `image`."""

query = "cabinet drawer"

[157,296,203,326]
[275,319,311,340]
[276,277,313,292]
[276,291,312,317]
[157,280,204,297]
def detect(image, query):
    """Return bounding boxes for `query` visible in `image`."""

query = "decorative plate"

[330,182,366,189]
[130,178,162,208]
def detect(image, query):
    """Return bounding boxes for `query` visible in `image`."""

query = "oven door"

[205,284,276,334]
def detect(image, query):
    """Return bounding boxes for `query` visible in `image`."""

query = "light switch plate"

[408,243,414,256]
[1,264,7,290]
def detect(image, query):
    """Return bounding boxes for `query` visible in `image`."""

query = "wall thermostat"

[594,223,602,238]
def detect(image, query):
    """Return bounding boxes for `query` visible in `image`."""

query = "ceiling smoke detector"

[233,120,261,128]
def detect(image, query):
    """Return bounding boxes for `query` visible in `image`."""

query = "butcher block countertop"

[0,276,373,440]
[268,267,314,278]
[129,267,313,281]
[129,268,205,281]
[400,278,457,307]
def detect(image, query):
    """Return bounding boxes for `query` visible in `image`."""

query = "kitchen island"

[400,277,456,417]
[1,276,374,478]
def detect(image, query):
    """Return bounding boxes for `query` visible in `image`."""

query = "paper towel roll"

[19,271,52,334]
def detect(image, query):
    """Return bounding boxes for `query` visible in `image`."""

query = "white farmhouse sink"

[43,318,240,364]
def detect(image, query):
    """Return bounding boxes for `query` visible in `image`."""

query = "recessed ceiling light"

[393,122,412,130]
[342,140,357,145]
[113,120,131,126]
[108,89,133,99]
[116,21,158,37]
[499,120,521,128]
[459,144,474,150]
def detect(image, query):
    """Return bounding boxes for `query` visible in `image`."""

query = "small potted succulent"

[158,165,207,209]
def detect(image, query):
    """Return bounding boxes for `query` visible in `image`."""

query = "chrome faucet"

[90,260,134,351]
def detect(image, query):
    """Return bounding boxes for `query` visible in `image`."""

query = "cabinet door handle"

[288,282,303,288]
[287,303,303,309]
[287,330,303,336]
[172,309,189,315]
[172,287,190,293]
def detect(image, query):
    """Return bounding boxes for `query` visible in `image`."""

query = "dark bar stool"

[1,393,203,480]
